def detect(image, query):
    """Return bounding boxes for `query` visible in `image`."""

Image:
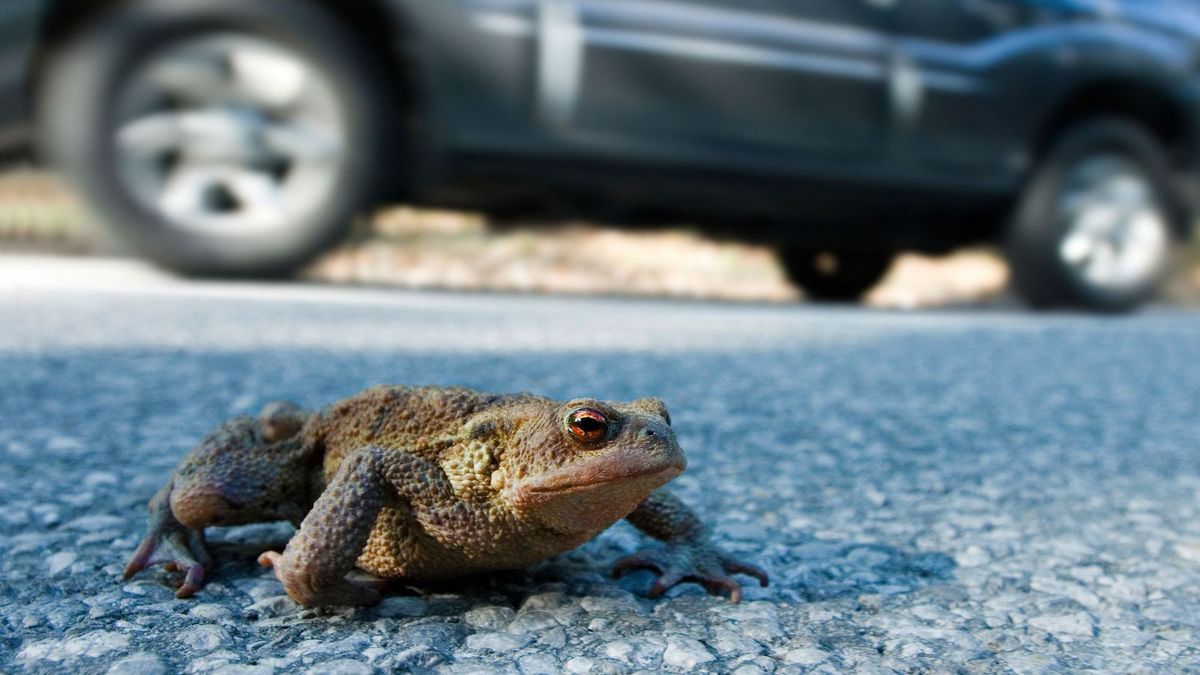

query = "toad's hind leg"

[124,402,316,598]
[259,445,455,607]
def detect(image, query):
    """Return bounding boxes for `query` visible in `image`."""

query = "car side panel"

[892,0,1200,186]
[400,0,1200,197]
[381,0,546,154]
[0,0,47,153]
[568,0,892,159]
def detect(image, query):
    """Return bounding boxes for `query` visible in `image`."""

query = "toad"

[124,386,767,606]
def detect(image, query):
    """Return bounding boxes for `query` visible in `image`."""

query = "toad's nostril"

[639,427,656,438]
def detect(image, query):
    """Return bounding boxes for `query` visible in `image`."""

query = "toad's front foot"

[257,551,384,608]
[123,495,212,599]
[612,541,768,603]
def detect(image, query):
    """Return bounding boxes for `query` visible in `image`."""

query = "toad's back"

[304,385,535,480]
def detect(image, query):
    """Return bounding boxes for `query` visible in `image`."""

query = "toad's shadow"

[203,523,956,611]
[767,539,957,603]
[525,532,958,606]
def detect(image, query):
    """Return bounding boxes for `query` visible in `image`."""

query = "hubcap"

[112,34,346,238]
[1056,154,1170,292]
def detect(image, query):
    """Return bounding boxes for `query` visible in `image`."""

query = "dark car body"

[3,0,1200,251]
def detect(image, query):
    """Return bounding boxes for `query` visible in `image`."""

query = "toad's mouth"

[514,450,686,502]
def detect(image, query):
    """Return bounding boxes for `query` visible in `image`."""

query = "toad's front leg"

[258,446,453,607]
[613,490,768,603]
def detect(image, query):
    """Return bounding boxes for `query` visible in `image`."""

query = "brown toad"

[124,385,767,606]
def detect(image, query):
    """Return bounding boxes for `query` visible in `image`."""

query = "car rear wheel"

[1005,118,1182,311]
[39,0,393,276]
[780,248,894,302]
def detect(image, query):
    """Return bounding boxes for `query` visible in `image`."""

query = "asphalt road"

[3,255,1200,673]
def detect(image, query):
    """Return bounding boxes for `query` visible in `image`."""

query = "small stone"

[518,653,561,674]
[105,653,165,672]
[565,656,598,674]
[898,642,932,658]
[520,591,566,611]
[178,624,231,652]
[245,594,300,619]
[580,595,640,614]
[199,659,269,674]
[956,545,990,567]
[537,627,567,648]
[19,631,131,662]
[508,609,557,633]
[783,647,827,666]
[857,594,885,612]
[602,637,665,669]
[304,659,377,674]
[107,653,167,675]
[734,656,778,674]
[464,631,531,653]
[62,514,124,532]
[48,436,85,452]
[463,605,515,630]
[1029,612,1097,640]
[662,636,715,669]
[287,636,370,661]
[46,551,77,576]
[374,596,426,618]
[1174,542,1200,562]
[84,471,119,487]
[189,604,233,621]
[708,626,763,657]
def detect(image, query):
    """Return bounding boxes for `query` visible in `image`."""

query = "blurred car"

[1,0,1199,310]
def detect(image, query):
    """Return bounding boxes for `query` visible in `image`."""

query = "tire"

[38,0,394,277]
[1005,118,1183,312]
[780,248,894,302]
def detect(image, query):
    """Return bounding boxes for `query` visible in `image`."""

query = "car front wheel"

[1005,118,1182,311]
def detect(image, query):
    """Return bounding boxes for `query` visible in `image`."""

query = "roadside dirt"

[2,171,1194,307]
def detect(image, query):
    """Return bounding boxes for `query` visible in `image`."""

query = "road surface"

[2,255,1200,673]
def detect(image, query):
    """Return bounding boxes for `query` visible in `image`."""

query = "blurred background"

[3,0,1200,310]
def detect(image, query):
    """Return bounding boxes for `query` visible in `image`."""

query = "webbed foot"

[612,542,768,603]
[123,489,212,598]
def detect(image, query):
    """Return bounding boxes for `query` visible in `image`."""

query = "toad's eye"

[567,409,608,442]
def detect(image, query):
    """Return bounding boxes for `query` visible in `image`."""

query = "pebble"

[107,653,168,675]
[564,656,598,674]
[178,624,233,652]
[189,604,234,621]
[45,551,77,576]
[662,636,716,669]
[783,647,828,666]
[62,514,124,532]
[303,659,376,675]
[18,631,130,662]
[518,653,561,674]
[507,609,558,633]
[464,631,532,653]
[463,605,516,630]
[1028,613,1098,640]
[373,596,426,618]
[602,637,666,669]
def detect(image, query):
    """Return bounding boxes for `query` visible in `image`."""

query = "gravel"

[2,264,1200,672]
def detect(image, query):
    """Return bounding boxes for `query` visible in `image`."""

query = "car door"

[539,0,895,169]
[887,0,1034,176]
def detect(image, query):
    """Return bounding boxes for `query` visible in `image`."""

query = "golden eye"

[567,409,608,442]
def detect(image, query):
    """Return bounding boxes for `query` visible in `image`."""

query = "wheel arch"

[1034,78,1195,170]
[1031,78,1197,237]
